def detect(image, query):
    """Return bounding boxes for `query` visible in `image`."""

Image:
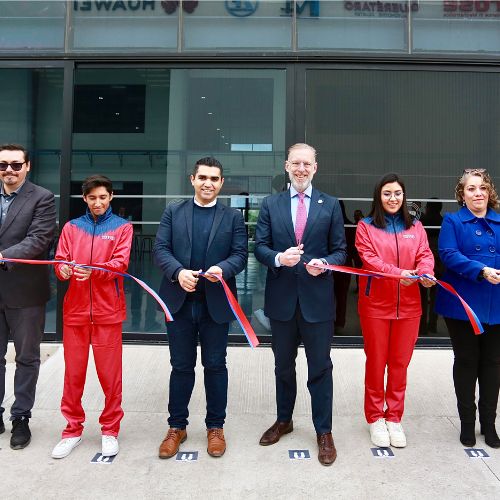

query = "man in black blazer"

[0,143,56,449]
[154,157,247,459]
[255,143,346,465]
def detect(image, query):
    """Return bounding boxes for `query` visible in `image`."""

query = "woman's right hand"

[482,267,500,285]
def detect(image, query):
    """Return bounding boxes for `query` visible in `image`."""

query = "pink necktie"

[295,192,307,245]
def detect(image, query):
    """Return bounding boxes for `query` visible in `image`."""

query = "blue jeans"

[167,298,229,429]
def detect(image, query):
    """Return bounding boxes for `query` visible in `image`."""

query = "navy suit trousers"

[166,298,229,429]
[270,304,334,434]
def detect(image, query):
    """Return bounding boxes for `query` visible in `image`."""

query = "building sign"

[281,1,320,16]
[225,1,259,17]
[72,0,199,14]
[344,1,419,17]
[443,1,500,17]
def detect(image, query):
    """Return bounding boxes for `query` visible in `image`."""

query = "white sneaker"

[51,436,82,459]
[102,435,119,457]
[369,418,390,447]
[386,421,407,448]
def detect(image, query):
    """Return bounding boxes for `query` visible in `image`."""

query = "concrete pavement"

[1,345,499,499]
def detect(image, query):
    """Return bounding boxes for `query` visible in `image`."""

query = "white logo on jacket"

[402,234,415,239]
[101,235,115,240]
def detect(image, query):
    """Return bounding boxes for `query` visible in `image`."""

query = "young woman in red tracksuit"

[51,175,133,460]
[355,173,435,448]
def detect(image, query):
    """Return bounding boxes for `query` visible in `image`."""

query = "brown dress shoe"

[317,432,337,466]
[207,428,226,457]
[259,420,293,446]
[159,428,187,459]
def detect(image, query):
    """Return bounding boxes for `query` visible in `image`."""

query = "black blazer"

[0,180,56,307]
[154,199,248,324]
[254,188,347,323]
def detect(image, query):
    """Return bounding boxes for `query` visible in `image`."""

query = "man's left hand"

[306,258,326,277]
[204,265,223,282]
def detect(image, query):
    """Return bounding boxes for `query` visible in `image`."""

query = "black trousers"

[445,318,500,425]
[0,305,46,418]
[270,304,334,435]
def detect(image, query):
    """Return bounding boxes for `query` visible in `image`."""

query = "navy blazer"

[435,206,500,325]
[255,188,347,323]
[153,199,248,324]
[0,180,56,307]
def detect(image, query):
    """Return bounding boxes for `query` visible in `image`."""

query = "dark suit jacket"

[0,180,56,307]
[153,199,248,324]
[255,188,347,323]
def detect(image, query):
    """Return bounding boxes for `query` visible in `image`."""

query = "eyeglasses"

[0,161,25,172]
[382,191,404,199]
[287,161,314,170]
[463,168,486,174]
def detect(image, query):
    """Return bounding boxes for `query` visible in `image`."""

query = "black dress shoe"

[481,424,500,449]
[0,415,5,434]
[460,422,476,448]
[259,420,293,446]
[10,417,31,450]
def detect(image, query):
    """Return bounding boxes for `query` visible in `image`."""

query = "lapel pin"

[318,199,323,204]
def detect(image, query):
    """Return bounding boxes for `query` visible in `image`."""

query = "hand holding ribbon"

[0,257,174,322]
[199,271,260,348]
[306,261,484,335]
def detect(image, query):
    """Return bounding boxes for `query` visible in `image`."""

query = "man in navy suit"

[255,143,346,466]
[154,157,247,459]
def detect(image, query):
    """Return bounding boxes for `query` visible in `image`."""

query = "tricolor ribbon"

[200,272,260,348]
[0,258,174,322]
[308,262,484,335]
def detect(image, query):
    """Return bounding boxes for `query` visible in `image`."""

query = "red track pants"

[360,316,420,424]
[60,322,123,438]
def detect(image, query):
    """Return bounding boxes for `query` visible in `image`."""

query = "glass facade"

[1,1,500,345]
[1,1,500,55]
[70,67,286,340]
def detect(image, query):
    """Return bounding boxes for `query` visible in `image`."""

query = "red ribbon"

[308,262,484,335]
[200,272,260,348]
[0,258,174,322]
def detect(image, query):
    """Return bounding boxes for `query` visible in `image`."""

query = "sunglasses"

[463,168,487,174]
[0,161,25,172]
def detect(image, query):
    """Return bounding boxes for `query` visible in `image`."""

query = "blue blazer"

[435,206,500,325]
[254,188,347,323]
[153,199,248,324]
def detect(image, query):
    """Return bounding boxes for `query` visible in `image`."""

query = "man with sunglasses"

[0,144,56,450]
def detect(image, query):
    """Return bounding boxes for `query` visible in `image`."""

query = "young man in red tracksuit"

[51,175,133,459]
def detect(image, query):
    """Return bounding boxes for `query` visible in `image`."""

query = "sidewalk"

[1,345,499,499]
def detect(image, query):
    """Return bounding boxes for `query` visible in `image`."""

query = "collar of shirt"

[0,180,25,198]
[290,185,312,199]
[193,197,217,208]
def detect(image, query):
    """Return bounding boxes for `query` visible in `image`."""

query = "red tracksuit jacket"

[355,214,434,319]
[55,208,133,325]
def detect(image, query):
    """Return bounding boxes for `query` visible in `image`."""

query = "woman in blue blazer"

[436,169,500,449]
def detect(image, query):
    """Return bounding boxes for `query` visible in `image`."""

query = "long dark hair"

[369,172,413,230]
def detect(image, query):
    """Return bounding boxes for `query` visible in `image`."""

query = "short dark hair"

[369,172,413,230]
[82,174,113,196]
[192,157,223,178]
[0,143,30,163]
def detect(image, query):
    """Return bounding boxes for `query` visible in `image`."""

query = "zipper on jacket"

[391,218,401,319]
[89,220,97,323]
